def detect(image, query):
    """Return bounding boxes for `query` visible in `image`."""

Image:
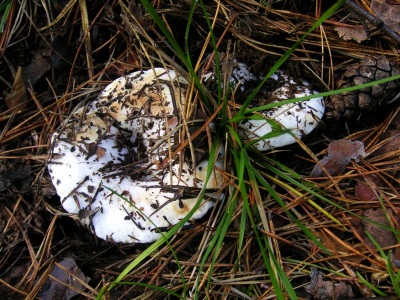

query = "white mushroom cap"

[238,71,325,151]
[48,68,224,243]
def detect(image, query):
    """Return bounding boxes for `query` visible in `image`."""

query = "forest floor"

[1,0,400,299]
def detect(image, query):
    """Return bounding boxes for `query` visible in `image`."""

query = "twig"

[344,0,400,45]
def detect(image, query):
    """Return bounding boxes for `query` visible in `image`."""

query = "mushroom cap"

[238,71,325,151]
[48,68,224,243]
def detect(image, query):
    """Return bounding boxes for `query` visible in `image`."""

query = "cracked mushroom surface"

[48,68,224,244]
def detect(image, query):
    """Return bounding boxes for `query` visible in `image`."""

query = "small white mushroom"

[48,68,224,244]
[236,69,325,151]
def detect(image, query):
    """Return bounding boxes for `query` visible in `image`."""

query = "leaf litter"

[1,0,400,299]
[305,268,355,300]
[37,257,90,300]
[310,139,367,177]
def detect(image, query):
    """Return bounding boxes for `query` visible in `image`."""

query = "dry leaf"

[371,0,400,34]
[107,51,140,76]
[355,180,378,201]
[37,257,90,300]
[4,66,28,113]
[362,208,400,258]
[305,268,354,300]
[372,132,400,157]
[22,52,51,86]
[318,230,364,264]
[311,139,366,177]
[334,26,368,43]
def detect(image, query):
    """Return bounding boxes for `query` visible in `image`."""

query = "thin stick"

[344,0,400,45]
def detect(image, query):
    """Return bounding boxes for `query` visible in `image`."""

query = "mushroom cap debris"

[48,68,224,244]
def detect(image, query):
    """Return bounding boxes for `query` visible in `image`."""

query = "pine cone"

[325,55,400,120]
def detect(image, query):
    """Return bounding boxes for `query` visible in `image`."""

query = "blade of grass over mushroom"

[188,141,235,297]
[235,0,345,118]
[99,186,188,297]
[139,0,215,109]
[97,139,223,299]
[241,117,293,150]
[236,73,400,118]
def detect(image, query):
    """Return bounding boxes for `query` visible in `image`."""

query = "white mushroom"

[48,68,224,244]
[236,69,325,151]
[203,60,324,150]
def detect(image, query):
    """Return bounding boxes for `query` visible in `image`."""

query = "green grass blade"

[97,136,222,299]
[245,73,400,115]
[0,0,11,34]
[139,0,216,109]
[357,272,387,296]
[95,186,187,299]
[243,154,298,299]
[236,0,345,117]
[251,164,329,253]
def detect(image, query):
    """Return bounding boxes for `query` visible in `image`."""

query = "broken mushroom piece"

[48,68,224,244]
[238,71,325,151]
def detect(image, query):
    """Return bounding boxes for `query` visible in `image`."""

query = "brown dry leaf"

[369,131,400,177]
[373,132,400,156]
[318,230,364,264]
[4,66,28,113]
[355,180,378,201]
[22,51,51,86]
[107,51,140,76]
[371,0,400,34]
[334,26,369,43]
[305,268,354,300]
[311,140,366,177]
[37,257,90,300]
[362,208,400,259]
